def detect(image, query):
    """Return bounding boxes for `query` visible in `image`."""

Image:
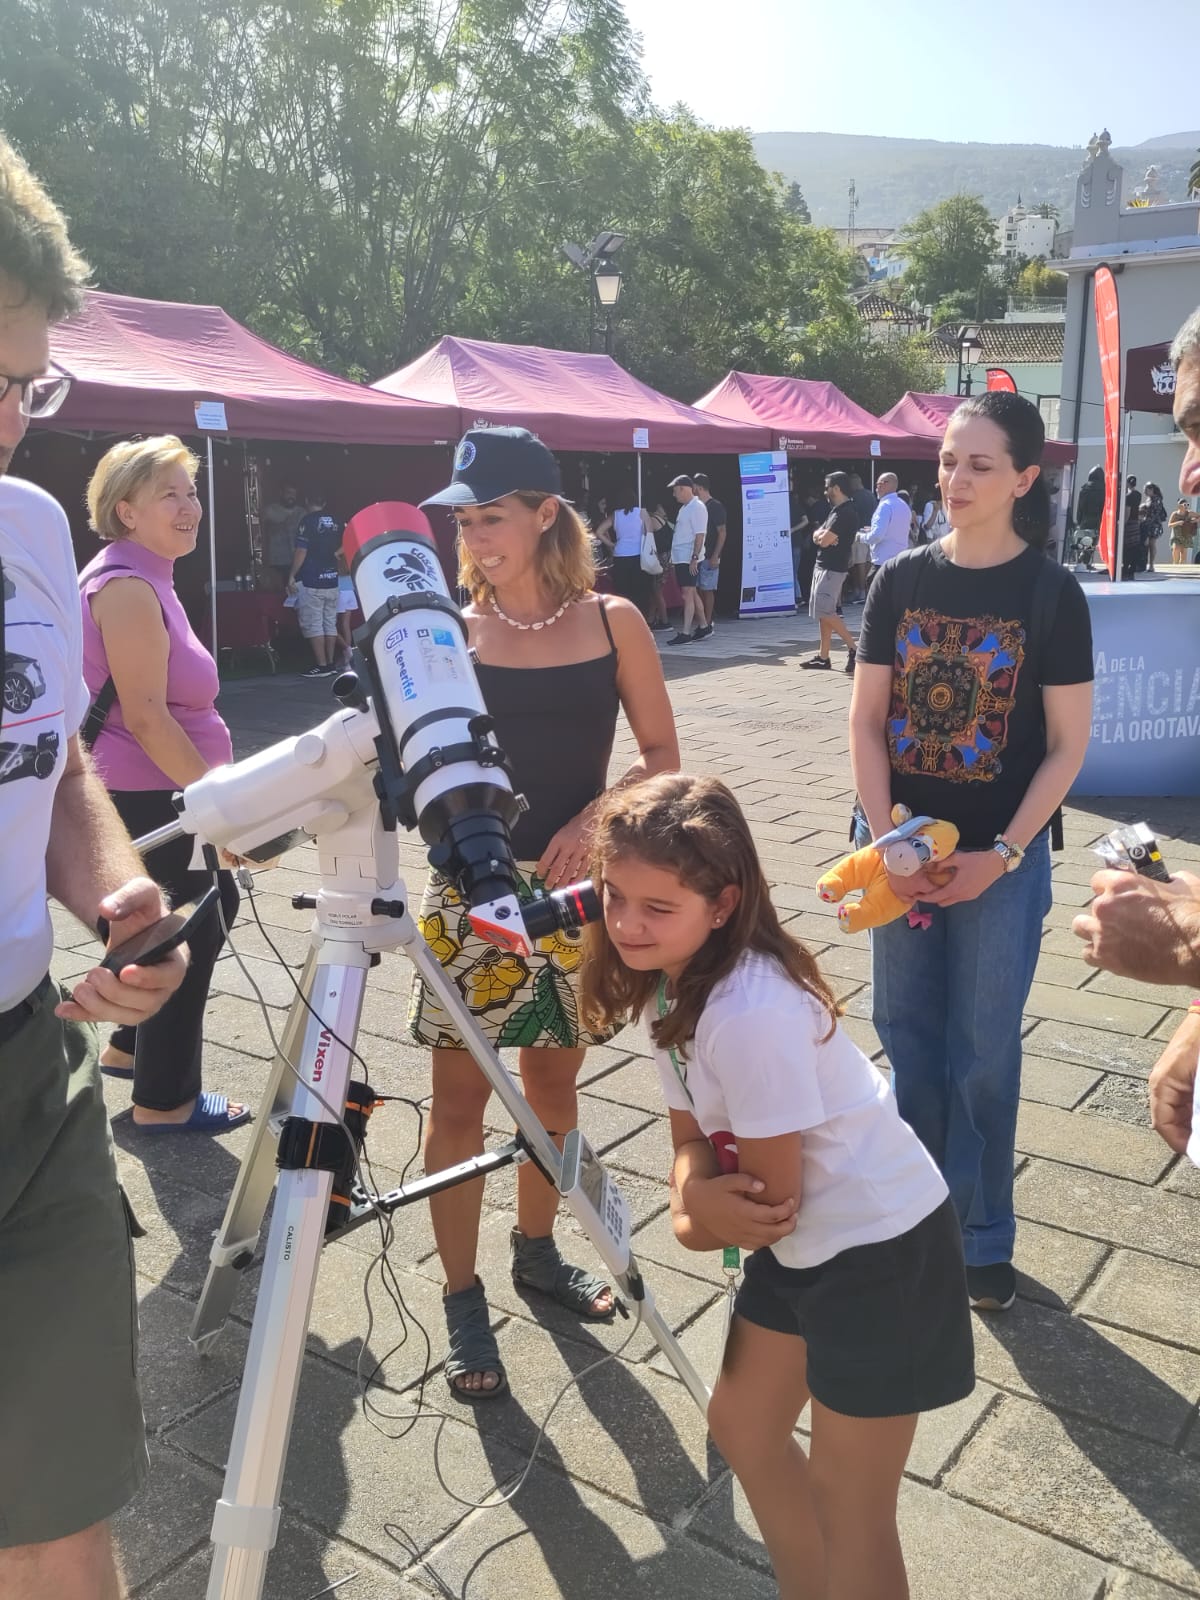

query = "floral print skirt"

[407,863,622,1051]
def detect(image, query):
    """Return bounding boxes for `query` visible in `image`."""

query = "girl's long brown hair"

[581,773,840,1058]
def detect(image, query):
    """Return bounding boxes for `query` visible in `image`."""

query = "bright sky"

[621,0,1198,148]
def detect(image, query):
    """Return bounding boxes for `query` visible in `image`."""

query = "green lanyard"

[657,976,740,1277]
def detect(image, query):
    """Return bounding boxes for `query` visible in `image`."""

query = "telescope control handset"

[559,1128,633,1279]
[344,503,597,956]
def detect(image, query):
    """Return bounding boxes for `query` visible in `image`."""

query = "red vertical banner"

[986,368,1017,393]
[1094,266,1122,579]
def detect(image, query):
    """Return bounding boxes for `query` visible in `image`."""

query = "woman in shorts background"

[411,425,679,1400]
[287,493,344,676]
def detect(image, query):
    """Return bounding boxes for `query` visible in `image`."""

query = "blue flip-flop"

[136,1091,252,1134]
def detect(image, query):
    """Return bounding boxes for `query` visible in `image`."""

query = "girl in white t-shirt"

[582,773,973,1600]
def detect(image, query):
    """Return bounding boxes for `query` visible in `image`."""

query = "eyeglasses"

[0,363,71,419]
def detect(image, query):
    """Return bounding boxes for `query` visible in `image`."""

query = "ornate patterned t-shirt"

[857,543,1093,846]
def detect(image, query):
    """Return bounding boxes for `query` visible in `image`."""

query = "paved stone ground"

[56,605,1200,1599]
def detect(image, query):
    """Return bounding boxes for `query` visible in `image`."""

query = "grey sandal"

[510,1228,615,1321]
[442,1277,508,1402]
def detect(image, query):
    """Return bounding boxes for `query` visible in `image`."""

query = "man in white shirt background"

[665,473,709,645]
[0,135,186,1600]
[864,472,912,584]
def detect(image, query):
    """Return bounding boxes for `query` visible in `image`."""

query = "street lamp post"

[956,324,984,396]
[562,231,626,355]
[593,261,623,356]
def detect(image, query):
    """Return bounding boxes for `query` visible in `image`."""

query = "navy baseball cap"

[421,426,568,508]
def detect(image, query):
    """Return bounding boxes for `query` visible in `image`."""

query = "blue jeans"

[856,821,1051,1267]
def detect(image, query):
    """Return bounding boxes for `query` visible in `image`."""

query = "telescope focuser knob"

[332,670,368,711]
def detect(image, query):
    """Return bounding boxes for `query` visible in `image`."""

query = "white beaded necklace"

[489,594,573,631]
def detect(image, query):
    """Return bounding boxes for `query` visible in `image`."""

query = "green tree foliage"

[1,0,642,373]
[794,327,942,416]
[898,193,999,311]
[1015,258,1067,301]
[783,181,811,223]
[0,0,910,409]
[1190,150,1200,197]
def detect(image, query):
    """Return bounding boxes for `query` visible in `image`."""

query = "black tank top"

[474,599,619,860]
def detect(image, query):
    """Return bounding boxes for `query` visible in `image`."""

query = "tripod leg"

[191,949,317,1354]
[206,958,367,1600]
[398,918,712,1410]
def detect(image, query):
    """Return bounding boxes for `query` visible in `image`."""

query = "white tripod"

[148,789,710,1600]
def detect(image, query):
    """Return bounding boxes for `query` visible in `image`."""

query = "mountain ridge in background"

[751,131,1198,230]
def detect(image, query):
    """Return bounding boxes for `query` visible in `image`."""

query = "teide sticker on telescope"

[382,547,440,592]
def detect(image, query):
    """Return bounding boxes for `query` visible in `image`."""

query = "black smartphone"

[99,887,220,974]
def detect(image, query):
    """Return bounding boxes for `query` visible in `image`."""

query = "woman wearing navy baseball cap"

[413,426,679,1401]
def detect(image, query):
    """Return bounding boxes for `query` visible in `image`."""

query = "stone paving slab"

[688,1471,1110,1599]
[139,1525,431,1600]
[413,1459,780,1600]
[1078,1250,1200,1353]
[1015,1099,1176,1184]
[112,1442,218,1594]
[1015,1160,1200,1268]
[170,1354,531,1571]
[969,1297,1200,1446]
[1020,1053,1105,1110]
[1011,1219,1111,1311]
[946,1394,1200,1591]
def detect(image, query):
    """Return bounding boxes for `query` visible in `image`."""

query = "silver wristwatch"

[992,835,1025,873]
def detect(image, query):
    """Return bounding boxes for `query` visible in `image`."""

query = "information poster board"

[1072,586,1200,796]
[738,450,794,616]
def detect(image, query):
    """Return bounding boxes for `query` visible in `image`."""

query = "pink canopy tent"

[38,291,460,652]
[43,290,460,444]
[880,391,1078,467]
[373,336,770,454]
[693,370,923,458]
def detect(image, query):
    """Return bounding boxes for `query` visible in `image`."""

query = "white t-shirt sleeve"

[702,1004,826,1138]
[645,1003,695,1113]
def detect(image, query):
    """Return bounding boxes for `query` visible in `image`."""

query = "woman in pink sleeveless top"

[79,436,247,1134]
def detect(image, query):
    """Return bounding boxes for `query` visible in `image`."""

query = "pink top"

[79,539,233,791]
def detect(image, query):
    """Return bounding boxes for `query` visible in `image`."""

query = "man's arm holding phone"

[46,736,188,1024]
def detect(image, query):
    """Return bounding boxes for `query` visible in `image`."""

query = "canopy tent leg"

[636,450,643,510]
[207,437,219,654]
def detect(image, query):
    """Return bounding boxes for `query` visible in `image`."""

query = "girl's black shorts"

[733,1196,975,1418]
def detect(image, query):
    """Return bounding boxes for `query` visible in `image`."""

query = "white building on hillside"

[996,200,1058,260]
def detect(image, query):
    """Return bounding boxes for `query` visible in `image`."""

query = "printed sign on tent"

[194,400,228,432]
[738,451,794,618]
[632,427,649,450]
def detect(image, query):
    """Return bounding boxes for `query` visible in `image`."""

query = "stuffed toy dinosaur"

[816,806,959,934]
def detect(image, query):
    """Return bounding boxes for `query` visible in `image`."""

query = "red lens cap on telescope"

[343,502,435,561]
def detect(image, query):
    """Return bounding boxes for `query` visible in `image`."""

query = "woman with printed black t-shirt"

[849,392,1094,1314]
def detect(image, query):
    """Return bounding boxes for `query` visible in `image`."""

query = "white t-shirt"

[650,951,947,1268]
[670,497,708,564]
[0,477,90,1010]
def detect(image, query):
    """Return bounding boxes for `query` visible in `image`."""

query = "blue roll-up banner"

[738,451,794,616]
[1073,584,1200,797]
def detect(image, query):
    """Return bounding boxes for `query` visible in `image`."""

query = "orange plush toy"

[816,805,959,934]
